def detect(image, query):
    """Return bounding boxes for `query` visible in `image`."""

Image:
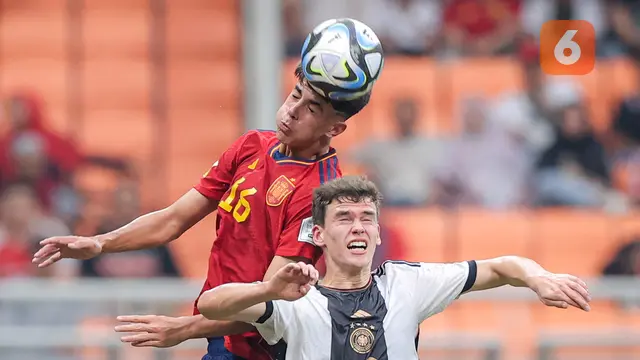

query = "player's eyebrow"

[296,83,325,113]
[362,210,376,217]
[335,209,352,217]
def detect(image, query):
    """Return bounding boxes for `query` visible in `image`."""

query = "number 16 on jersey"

[540,20,596,75]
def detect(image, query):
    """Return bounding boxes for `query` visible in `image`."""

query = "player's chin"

[276,129,291,143]
[344,252,373,267]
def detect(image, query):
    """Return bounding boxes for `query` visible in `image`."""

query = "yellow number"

[219,177,257,223]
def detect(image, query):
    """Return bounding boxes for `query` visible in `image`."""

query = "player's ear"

[327,121,347,138]
[375,224,381,246]
[312,225,325,247]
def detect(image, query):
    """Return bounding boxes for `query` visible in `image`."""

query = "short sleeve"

[193,135,247,201]
[275,190,322,262]
[251,300,297,345]
[412,261,477,321]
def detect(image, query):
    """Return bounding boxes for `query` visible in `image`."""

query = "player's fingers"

[37,252,62,268]
[543,299,569,309]
[114,324,155,333]
[300,263,310,277]
[567,280,591,303]
[33,244,58,259]
[120,333,158,343]
[284,262,298,274]
[299,284,311,295]
[563,284,591,311]
[116,315,152,324]
[569,276,590,297]
[310,268,319,283]
[131,340,162,347]
[39,237,75,246]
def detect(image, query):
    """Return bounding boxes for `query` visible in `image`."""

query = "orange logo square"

[539,20,596,75]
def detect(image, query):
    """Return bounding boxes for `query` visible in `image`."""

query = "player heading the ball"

[34,18,385,360]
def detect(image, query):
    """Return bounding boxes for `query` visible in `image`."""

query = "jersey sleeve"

[251,300,297,345]
[275,190,321,262]
[412,261,477,321]
[193,134,249,201]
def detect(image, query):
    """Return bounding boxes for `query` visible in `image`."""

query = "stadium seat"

[444,58,522,129]
[82,59,151,110]
[454,209,533,262]
[0,3,66,57]
[166,10,240,61]
[368,58,441,135]
[167,61,241,109]
[533,210,615,277]
[82,7,149,58]
[79,110,153,159]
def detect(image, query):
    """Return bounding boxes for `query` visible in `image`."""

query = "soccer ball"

[300,18,384,102]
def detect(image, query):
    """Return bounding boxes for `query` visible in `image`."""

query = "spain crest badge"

[266,175,295,207]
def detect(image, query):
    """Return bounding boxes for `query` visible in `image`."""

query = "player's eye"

[307,105,315,113]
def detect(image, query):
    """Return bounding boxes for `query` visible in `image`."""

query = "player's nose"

[286,104,300,120]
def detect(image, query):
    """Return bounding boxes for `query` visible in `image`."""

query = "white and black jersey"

[252,260,477,360]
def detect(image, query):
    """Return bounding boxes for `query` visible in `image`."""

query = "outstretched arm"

[33,189,218,267]
[197,282,272,323]
[471,256,592,311]
[198,262,318,323]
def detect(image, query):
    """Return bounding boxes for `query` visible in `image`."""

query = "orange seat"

[369,58,441,135]
[443,58,522,128]
[83,59,151,110]
[79,110,152,159]
[82,10,149,58]
[167,108,241,155]
[454,209,533,262]
[166,10,240,61]
[0,6,65,57]
[167,62,241,109]
[534,210,613,276]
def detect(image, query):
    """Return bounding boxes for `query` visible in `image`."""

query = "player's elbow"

[197,291,224,320]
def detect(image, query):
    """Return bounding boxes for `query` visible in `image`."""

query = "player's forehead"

[327,199,377,216]
[296,81,329,105]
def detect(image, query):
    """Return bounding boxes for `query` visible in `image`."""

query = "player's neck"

[320,266,371,290]
[278,143,331,160]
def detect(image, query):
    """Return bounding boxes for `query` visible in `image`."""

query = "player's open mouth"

[347,240,367,254]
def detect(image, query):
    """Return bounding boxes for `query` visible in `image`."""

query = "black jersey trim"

[461,260,477,294]
[256,300,274,324]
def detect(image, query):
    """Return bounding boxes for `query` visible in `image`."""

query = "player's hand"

[32,236,102,268]
[528,272,591,311]
[114,315,191,348]
[267,262,319,301]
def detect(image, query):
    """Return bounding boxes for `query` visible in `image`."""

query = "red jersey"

[193,130,341,359]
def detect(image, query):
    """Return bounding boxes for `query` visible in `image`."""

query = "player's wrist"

[179,315,203,340]
[261,280,283,302]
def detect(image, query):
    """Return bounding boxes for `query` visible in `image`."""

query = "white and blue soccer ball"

[300,18,384,102]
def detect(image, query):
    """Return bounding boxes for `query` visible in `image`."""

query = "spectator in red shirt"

[442,0,521,57]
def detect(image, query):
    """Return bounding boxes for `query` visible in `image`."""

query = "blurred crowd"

[0,94,180,281]
[2,0,640,281]
[285,0,640,214]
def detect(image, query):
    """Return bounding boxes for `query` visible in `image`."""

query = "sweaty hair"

[294,63,371,120]
[312,175,383,226]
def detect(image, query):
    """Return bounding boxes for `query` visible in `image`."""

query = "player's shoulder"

[373,260,423,278]
[238,129,277,147]
[232,129,278,157]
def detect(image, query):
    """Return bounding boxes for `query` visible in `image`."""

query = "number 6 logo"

[540,20,595,75]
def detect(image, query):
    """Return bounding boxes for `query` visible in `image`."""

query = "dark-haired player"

[32,63,371,360]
